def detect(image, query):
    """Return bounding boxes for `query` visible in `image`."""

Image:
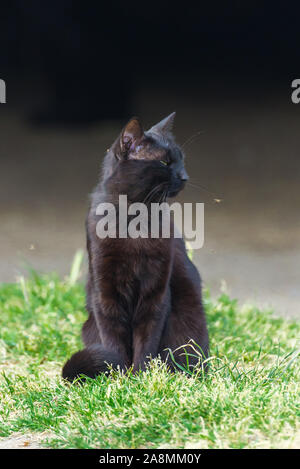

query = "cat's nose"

[178,169,189,182]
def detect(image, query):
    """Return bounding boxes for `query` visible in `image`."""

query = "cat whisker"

[187,181,221,198]
[181,130,206,148]
[143,184,162,205]
[159,187,168,204]
[143,182,168,205]
[143,186,161,205]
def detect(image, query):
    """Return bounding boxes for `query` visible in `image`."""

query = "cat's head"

[107,113,188,200]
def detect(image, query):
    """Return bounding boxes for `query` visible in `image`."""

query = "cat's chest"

[99,238,171,306]
[107,248,164,288]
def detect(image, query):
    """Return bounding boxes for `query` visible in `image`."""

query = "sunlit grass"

[0,257,299,448]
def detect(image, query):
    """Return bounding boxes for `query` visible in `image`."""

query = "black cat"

[62,113,209,380]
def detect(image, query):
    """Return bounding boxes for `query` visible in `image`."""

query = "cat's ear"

[115,117,144,160]
[148,112,176,135]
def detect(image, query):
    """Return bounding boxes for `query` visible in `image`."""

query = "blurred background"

[0,2,299,317]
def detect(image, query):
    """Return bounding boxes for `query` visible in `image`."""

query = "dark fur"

[62,113,209,381]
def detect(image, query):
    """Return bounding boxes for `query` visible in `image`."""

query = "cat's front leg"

[90,252,133,368]
[132,304,168,372]
[94,307,132,369]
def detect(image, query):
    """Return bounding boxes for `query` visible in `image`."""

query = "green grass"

[0,260,299,448]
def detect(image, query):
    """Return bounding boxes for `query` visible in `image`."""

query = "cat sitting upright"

[62,113,209,380]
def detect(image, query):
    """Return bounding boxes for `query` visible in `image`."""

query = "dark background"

[0,2,299,317]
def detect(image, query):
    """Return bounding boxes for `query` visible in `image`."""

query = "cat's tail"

[62,344,124,382]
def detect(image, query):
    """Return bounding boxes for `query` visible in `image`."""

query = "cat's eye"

[160,160,170,166]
